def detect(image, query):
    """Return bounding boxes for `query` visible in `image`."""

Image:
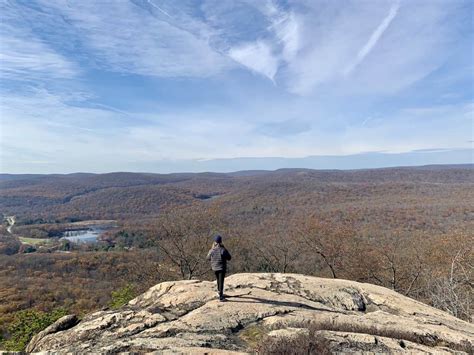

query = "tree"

[247,216,303,273]
[297,217,355,279]
[60,239,71,251]
[428,247,473,321]
[156,207,222,280]
[0,235,21,255]
[360,232,426,297]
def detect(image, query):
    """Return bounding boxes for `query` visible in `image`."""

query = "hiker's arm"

[206,249,212,260]
[223,249,232,261]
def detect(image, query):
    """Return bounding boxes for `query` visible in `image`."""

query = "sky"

[0,0,473,173]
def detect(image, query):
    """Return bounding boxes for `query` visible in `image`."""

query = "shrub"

[254,330,332,355]
[254,321,473,354]
[1,308,67,351]
[109,284,137,309]
[0,238,21,255]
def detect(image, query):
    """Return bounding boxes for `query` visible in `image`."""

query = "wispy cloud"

[0,2,78,81]
[3,0,464,94]
[228,40,278,81]
[0,0,471,173]
[211,0,464,96]
[3,85,470,164]
[224,1,300,81]
[273,11,300,63]
[0,35,77,80]
[34,0,230,77]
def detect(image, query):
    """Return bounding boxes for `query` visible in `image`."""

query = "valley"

[0,165,473,349]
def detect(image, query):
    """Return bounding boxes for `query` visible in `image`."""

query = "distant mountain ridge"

[1,164,472,227]
[2,148,473,174]
[1,163,472,180]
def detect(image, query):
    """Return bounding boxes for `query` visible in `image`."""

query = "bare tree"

[296,217,354,279]
[250,219,303,273]
[363,233,426,297]
[157,207,221,280]
[428,248,473,321]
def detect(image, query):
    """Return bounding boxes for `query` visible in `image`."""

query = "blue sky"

[0,0,473,173]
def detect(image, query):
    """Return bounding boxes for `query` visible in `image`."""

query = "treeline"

[0,206,471,349]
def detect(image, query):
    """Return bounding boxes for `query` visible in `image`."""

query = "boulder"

[28,273,474,354]
[26,315,78,352]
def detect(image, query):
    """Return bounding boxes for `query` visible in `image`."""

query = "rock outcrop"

[28,273,473,354]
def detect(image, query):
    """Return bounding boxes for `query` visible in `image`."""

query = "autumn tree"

[156,207,223,280]
[354,232,426,297]
[244,215,303,273]
[296,217,356,278]
[425,233,473,321]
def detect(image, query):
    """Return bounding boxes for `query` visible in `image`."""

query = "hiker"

[207,235,232,301]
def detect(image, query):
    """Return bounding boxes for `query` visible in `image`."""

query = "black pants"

[214,270,226,298]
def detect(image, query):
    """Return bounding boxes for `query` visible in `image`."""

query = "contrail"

[93,103,132,117]
[147,0,172,18]
[344,0,400,75]
[361,116,373,126]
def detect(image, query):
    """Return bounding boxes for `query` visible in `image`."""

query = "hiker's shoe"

[219,297,226,302]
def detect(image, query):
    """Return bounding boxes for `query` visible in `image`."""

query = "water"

[60,227,104,243]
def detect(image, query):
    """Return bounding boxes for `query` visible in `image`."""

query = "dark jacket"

[207,246,231,271]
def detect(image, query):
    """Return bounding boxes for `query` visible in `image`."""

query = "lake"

[61,227,105,243]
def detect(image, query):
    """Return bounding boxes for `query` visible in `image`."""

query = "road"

[5,215,15,234]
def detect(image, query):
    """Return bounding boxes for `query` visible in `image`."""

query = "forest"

[0,165,473,349]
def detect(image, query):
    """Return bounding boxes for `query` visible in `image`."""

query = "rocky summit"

[28,273,473,354]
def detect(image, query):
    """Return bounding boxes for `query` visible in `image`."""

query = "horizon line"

[1,163,473,177]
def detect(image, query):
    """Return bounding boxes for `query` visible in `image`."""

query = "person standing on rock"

[207,235,232,301]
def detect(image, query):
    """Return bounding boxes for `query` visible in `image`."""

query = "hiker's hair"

[212,241,223,248]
